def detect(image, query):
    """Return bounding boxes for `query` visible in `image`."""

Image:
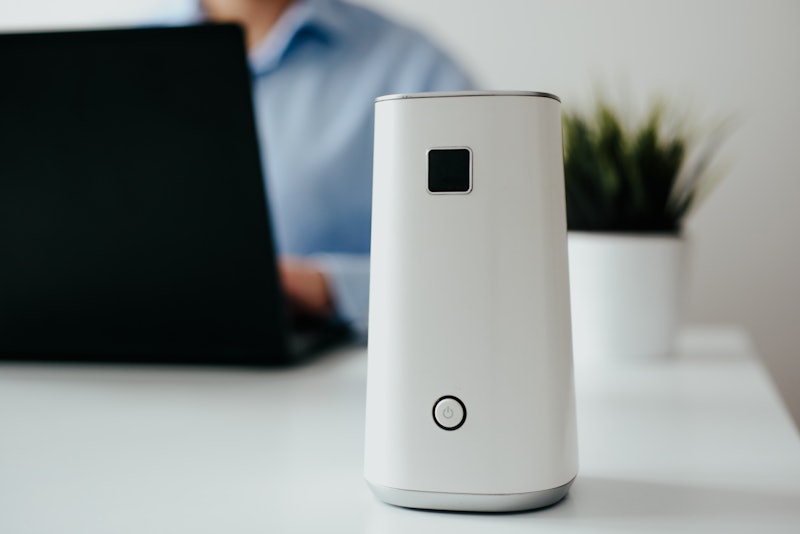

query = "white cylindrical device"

[364,91,578,512]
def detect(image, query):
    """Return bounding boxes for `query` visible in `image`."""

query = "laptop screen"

[0,25,289,363]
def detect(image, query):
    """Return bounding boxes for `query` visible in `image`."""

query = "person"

[199,0,474,338]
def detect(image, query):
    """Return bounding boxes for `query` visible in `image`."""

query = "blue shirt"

[196,0,473,336]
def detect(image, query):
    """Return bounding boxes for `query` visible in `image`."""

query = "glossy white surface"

[1,328,799,533]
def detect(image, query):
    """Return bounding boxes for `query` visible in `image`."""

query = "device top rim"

[375,90,561,103]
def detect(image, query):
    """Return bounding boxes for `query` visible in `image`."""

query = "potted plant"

[562,99,725,363]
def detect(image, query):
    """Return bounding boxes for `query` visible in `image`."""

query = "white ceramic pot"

[567,232,685,364]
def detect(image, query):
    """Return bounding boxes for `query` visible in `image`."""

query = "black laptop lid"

[0,25,290,364]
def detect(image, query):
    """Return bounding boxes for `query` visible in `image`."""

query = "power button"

[433,396,466,430]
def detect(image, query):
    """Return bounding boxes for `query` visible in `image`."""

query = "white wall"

[0,0,193,30]
[354,0,800,426]
[2,0,799,425]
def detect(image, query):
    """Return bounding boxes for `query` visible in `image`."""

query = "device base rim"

[366,476,575,513]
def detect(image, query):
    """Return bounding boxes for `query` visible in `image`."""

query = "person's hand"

[278,257,334,319]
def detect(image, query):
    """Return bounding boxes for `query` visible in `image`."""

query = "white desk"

[1,328,799,533]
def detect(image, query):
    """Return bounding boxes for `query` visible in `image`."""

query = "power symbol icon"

[433,396,466,430]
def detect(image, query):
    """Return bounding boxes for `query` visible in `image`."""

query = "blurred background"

[1,0,798,427]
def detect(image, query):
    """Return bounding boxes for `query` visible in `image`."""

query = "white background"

[1,0,799,427]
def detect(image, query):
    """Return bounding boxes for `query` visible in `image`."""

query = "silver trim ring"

[375,90,561,103]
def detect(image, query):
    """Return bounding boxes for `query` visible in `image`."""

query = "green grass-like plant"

[562,100,725,234]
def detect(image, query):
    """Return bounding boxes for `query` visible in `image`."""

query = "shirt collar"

[248,0,348,76]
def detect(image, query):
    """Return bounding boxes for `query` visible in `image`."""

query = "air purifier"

[364,91,578,512]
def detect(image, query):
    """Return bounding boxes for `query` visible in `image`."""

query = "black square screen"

[428,148,471,193]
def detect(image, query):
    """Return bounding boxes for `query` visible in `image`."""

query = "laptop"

[0,24,348,365]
